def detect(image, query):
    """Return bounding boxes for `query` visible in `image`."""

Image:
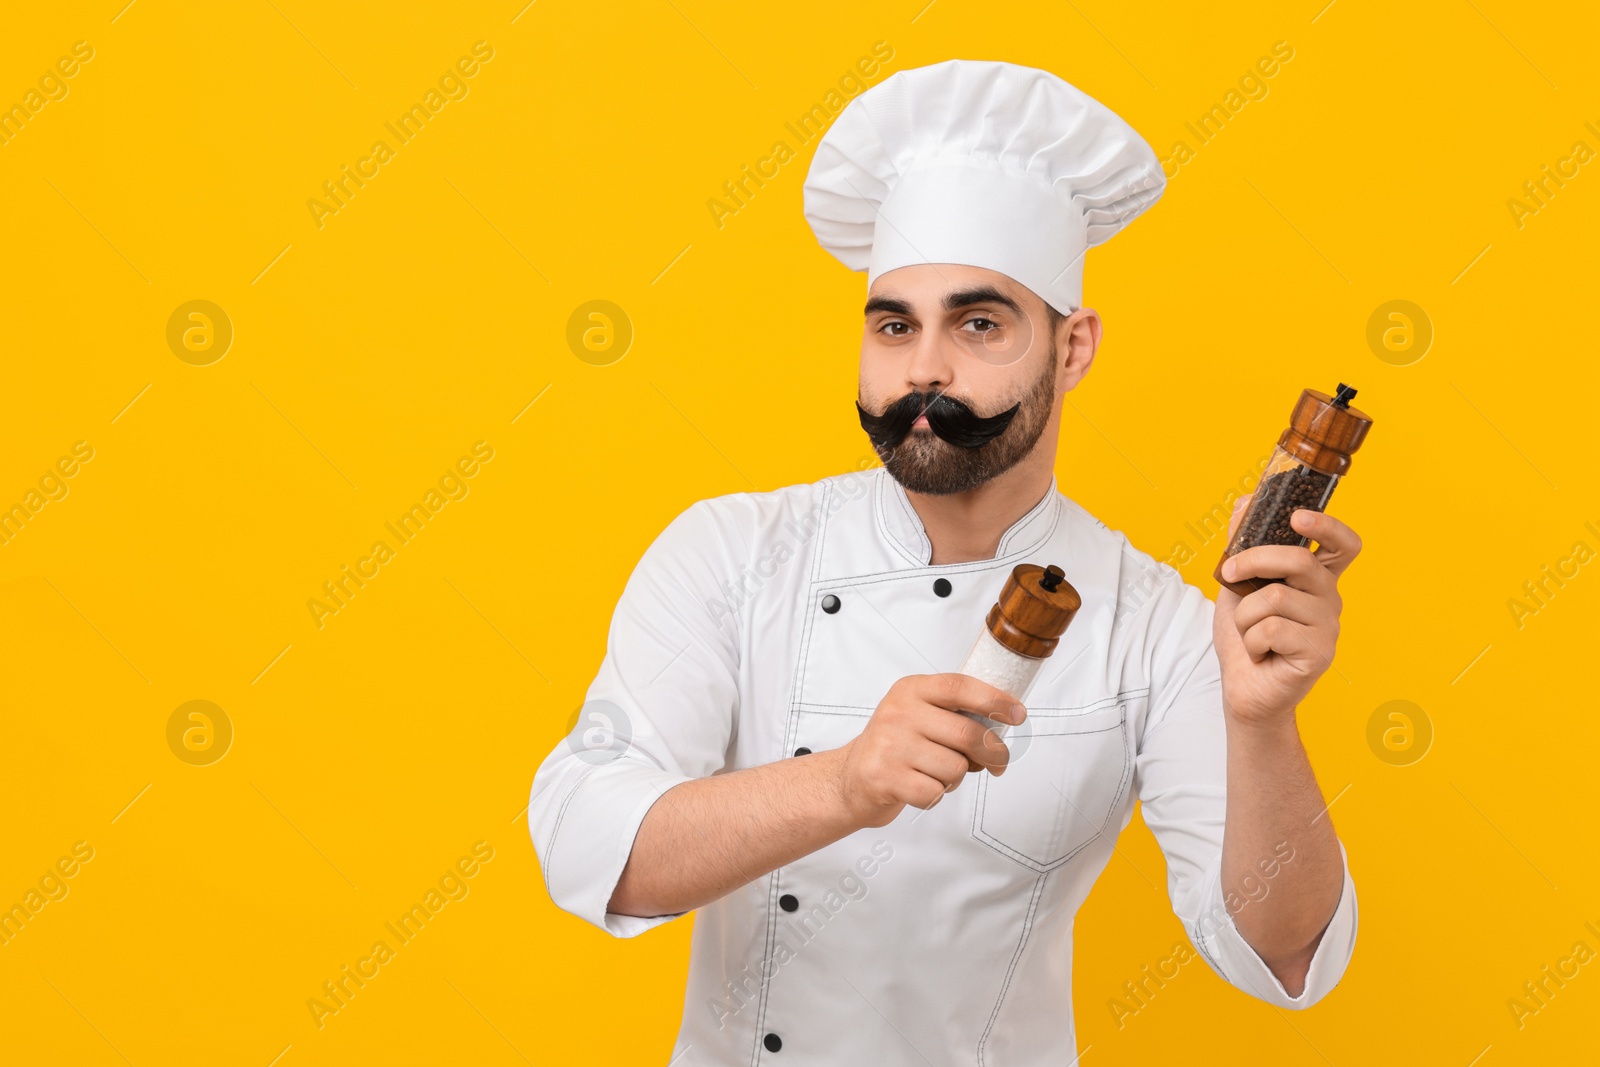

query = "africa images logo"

[564,699,634,766]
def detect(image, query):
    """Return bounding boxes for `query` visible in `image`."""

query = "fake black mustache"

[856,390,1022,450]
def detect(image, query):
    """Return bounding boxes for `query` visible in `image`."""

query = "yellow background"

[2,0,1596,1063]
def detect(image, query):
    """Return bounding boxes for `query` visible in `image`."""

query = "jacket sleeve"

[527,497,745,938]
[1129,562,1358,1008]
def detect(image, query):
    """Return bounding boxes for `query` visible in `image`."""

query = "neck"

[903,446,1055,565]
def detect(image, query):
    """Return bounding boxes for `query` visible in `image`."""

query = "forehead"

[867,263,1041,310]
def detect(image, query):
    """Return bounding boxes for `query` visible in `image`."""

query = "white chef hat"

[803,59,1165,314]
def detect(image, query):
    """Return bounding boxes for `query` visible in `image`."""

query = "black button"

[821,594,840,614]
[764,1033,782,1052]
[933,578,952,597]
[793,746,811,757]
[779,894,799,912]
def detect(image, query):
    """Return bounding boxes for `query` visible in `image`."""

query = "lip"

[913,412,929,427]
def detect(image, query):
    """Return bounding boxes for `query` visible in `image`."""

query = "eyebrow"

[942,285,1022,315]
[865,296,912,316]
[864,285,1023,318]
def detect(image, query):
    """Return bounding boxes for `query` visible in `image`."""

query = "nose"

[903,329,958,395]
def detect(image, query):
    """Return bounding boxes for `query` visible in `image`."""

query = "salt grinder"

[957,563,1082,737]
[1214,383,1375,597]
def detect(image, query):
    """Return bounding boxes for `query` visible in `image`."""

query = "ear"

[1057,308,1101,390]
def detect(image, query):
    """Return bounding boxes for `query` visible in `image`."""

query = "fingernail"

[1221,559,1236,580]
[1011,702,1026,722]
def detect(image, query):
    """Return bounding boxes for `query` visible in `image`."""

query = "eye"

[961,316,1002,333]
[877,320,912,337]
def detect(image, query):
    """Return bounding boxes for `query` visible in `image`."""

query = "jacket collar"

[873,466,1062,567]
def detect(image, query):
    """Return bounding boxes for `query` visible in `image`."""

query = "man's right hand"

[832,674,1026,828]
[612,674,1026,918]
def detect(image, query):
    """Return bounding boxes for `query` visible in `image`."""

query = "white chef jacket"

[527,466,1358,1066]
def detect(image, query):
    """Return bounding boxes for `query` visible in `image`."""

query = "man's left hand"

[1213,499,1362,726]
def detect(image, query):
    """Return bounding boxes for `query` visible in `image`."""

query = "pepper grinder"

[957,563,1082,738]
[1214,384,1374,597]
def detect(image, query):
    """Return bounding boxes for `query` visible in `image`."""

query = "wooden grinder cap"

[985,563,1082,660]
[1279,384,1374,477]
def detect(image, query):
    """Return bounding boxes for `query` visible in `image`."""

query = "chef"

[528,59,1359,1065]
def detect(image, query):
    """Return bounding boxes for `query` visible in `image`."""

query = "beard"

[861,348,1058,496]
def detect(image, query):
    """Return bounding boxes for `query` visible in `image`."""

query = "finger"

[921,710,1004,767]
[909,738,971,792]
[973,729,1011,775]
[1239,615,1317,663]
[1220,544,1333,596]
[922,709,1011,773]
[905,769,953,810]
[1293,509,1362,578]
[1211,495,1253,609]
[917,673,1027,725]
[1212,573,1243,610]
[1232,581,1330,634]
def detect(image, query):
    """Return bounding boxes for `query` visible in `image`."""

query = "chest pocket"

[971,699,1132,872]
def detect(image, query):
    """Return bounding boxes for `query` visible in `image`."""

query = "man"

[528,59,1358,1064]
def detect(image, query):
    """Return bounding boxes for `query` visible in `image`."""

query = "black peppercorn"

[1215,384,1374,597]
